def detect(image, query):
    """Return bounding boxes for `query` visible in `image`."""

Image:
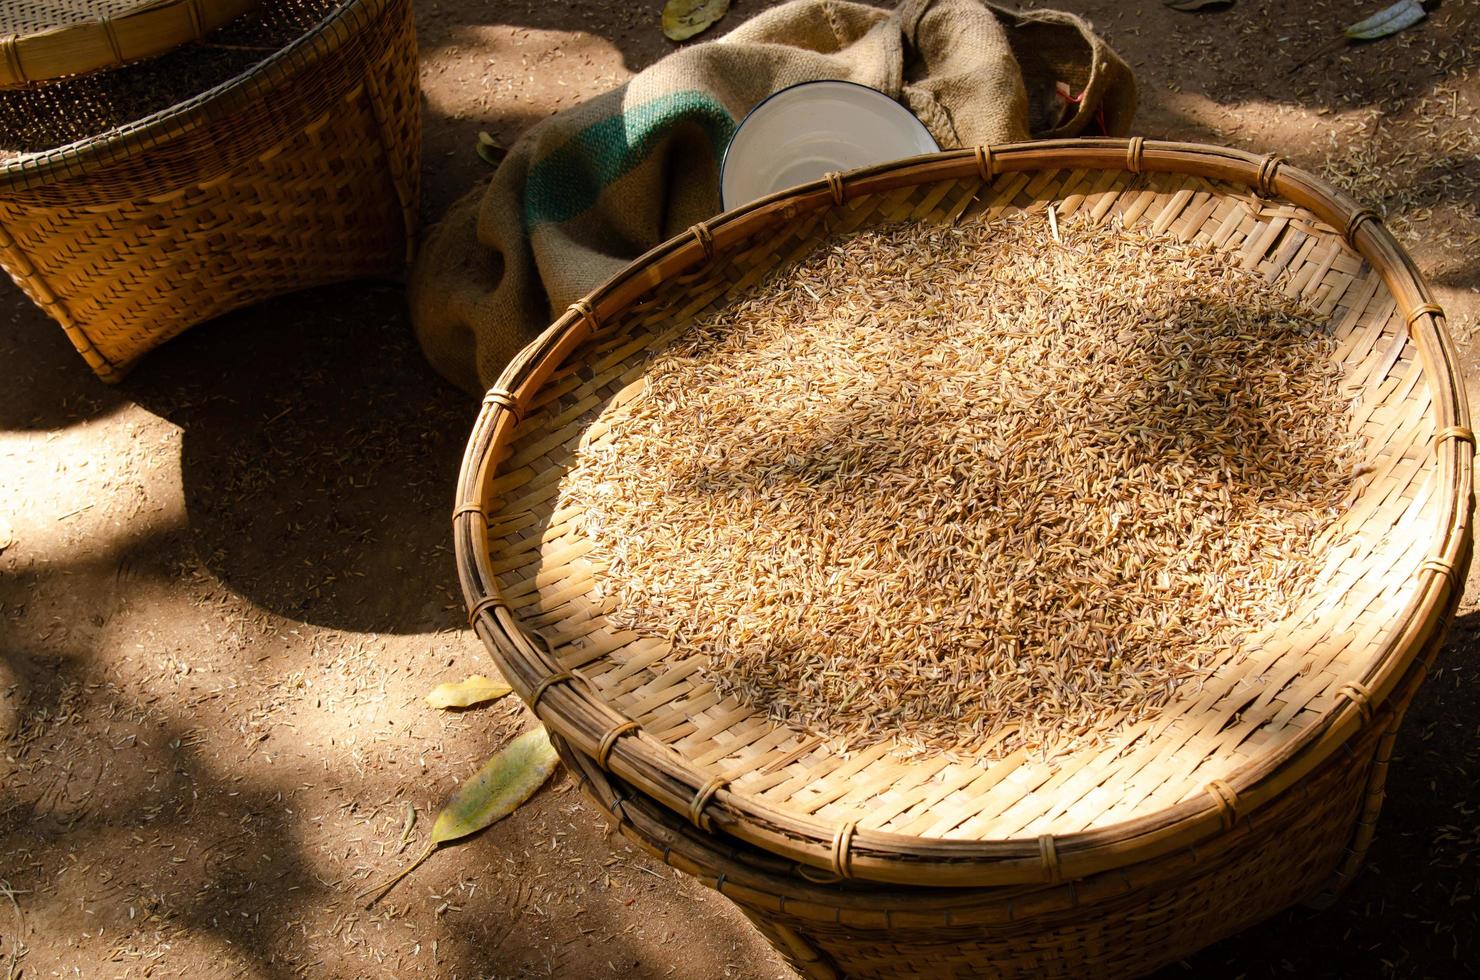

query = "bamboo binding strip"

[551,635,1426,980]
[0,0,261,88]
[455,139,1473,890]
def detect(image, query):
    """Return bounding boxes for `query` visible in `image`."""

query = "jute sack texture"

[410,0,1136,393]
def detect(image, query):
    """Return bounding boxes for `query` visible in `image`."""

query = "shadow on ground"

[1,275,475,636]
[0,624,770,979]
[1,0,1478,975]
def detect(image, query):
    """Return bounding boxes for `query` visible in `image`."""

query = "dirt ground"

[2,1,1478,977]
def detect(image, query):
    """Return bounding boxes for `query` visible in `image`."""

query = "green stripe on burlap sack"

[525,91,736,228]
[411,0,1136,394]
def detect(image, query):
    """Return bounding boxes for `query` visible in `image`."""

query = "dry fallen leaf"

[360,728,559,906]
[430,728,558,842]
[1345,0,1426,39]
[0,515,11,553]
[425,674,512,709]
[661,0,730,42]
[475,131,507,167]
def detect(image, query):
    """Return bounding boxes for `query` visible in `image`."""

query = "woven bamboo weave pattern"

[556,667,1398,979]
[3,1,156,31]
[0,0,419,380]
[0,0,261,88]
[456,140,1470,975]
[556,558,1460,978]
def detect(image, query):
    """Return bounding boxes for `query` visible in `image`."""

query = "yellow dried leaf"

[425,674,513,709]
[359,728,559,906]
[661,0,730,42]
[431,728,558,843]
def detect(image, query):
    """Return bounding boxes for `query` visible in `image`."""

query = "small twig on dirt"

[357,842,436,908]
[1286,37,1348,75]
[399,803,417,848]
[0,878,28,980]
[56,503,93,521]
[0,880,26,920]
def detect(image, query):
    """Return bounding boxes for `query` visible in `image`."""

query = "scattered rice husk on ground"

[559,212,1361,758]
[1319,73,1480,254]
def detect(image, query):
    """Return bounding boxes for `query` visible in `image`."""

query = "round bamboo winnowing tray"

[456,140,1473,890]
[0,0,261,88]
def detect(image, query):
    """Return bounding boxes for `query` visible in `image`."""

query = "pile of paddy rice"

[559,212,1361,755]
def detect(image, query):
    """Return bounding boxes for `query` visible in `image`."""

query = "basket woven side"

[0,0,420,380]
[557,618,1454,979]
[566,718,1377,979]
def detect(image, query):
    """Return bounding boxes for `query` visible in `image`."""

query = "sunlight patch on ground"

[421,26,627,121]
[0,403,185,563]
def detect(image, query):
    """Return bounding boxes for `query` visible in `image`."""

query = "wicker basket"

[550,620,1432,980]
[0,0,419,382]
[454,140,1474,977]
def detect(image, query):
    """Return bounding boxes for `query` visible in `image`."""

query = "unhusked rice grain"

[559,211,1361,756]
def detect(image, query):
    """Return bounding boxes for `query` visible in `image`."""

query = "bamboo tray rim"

[0,0,377,192]
[454,138,1474,888]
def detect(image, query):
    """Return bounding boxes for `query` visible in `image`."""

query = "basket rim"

[0,0,384,193]
[454,138,1474,888]
[0,0,262,90]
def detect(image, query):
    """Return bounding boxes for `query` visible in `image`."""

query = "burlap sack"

[411,0,1136,394]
